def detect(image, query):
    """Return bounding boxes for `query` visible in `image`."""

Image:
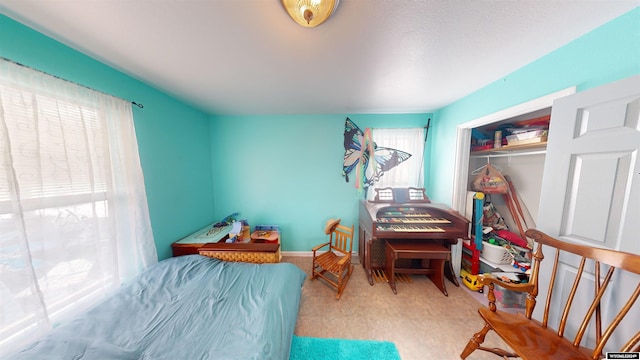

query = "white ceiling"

[0,1,638,116]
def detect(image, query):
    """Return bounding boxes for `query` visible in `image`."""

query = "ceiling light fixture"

[281,0,340,28]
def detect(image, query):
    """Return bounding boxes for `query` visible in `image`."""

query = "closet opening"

[449,87,576,279]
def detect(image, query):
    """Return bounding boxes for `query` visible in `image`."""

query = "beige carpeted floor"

[283,255,512,360]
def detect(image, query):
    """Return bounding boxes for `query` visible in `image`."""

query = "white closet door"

[536,75,640,350]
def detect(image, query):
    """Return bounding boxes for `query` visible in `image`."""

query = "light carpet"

[290,335,401,360]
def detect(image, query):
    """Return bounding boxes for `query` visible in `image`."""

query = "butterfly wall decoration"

[342,117,412,194]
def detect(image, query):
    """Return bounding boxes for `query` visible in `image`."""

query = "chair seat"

[478,307,594,360]
[314,251,348,273]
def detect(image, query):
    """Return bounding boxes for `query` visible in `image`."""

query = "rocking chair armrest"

[336,254,351,266]
[479,274,534,294]
[311,242,331,252]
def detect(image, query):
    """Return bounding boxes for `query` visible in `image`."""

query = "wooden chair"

[461,229,640,360]
[312,219,354,300]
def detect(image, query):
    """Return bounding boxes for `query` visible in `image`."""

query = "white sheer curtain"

[0,58,157,352]
[367,128,425,200]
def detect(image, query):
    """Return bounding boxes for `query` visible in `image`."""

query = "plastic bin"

[481,242,512,264]
[487,283,527,309]
[481,242,531,265]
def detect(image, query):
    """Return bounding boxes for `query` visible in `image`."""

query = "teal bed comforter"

[8,255,307,360]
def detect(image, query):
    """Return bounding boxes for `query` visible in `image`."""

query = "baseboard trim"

[282,251,313,257]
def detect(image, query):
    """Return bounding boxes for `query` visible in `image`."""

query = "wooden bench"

[460,229,640,360]
[384,240,451,296]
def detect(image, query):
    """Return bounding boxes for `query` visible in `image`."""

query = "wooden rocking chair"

[461,229,640,360]
[312,219,354,300]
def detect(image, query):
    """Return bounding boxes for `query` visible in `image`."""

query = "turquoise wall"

[427,7,640,205]
[210,114,429,251]
[0,14,216,260]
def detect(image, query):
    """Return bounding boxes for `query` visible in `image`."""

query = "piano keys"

[376,224,446,232]
[358,188,470,286]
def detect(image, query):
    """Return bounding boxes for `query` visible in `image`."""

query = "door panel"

[576,97,639,135]
[563,151,633,248]
[538,75,640,252]
[536,75,640,351]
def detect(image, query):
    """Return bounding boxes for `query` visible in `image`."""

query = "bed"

[7,254,307,360]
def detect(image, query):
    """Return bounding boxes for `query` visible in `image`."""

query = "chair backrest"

[330,224,354,256]
[524,229,640,357]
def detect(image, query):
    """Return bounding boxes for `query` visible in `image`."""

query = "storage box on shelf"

[470,114,550,153]
[503,127,547,146]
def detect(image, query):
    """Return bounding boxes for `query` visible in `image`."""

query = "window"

[367,128,425,199]
[0,58,157,352]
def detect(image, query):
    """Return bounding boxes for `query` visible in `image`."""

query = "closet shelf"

[470,141,547,158]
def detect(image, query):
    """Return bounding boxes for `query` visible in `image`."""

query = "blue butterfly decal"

[342,117,411,190]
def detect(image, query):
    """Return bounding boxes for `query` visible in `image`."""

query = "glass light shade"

[281,0,340,28]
